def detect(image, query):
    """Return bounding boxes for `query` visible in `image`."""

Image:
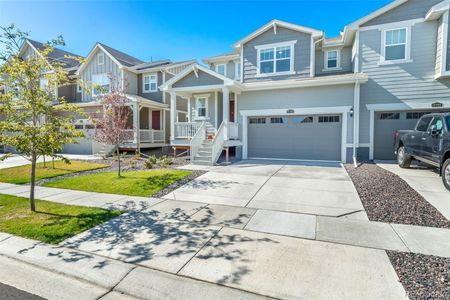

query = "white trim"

[380,27,411,64]
[194,94,210,120]
[358,18,424,32]
[215,63,227,76]
[172,84,225,93]
[234,93,238,124]
[426,1,450,21]
[91,73,110,97]
[97,52,104,65]
[369,109,375,160]
[348,0,409,30]
[310,36,315,77]
[240,47,244,83]
[234,19,323,49]
[143,73,158,93]
[437,11,450,78]
[324,49,341,71]
[203,53,240,64]
[76,44,124,75]
[240,106,351,163]
[255,40,297,77]
[214,91,218,128]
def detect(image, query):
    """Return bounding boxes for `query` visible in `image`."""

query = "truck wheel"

[397,146,411,168]
[442,159,450,191]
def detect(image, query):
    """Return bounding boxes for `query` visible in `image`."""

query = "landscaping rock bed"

[387,251,449,300]
[344,163,450,228]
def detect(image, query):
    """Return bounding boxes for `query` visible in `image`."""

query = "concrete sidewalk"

[0,154,100,169]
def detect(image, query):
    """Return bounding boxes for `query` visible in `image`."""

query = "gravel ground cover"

[387,251,449,300]
[344,163,450,228]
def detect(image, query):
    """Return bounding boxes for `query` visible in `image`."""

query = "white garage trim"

[240,106,352,163]
[366,102,450,160]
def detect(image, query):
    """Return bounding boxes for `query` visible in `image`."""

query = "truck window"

[429,117,444,133]
[416,116,433,132]
[446,116,450,131]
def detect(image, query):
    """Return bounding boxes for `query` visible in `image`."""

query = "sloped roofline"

[160,63,235,91]
[233,19,323,49]
[76,43,124,75]
[347,0,409,29]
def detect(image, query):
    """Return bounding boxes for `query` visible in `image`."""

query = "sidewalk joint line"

[96,265,138,300]
[389,224,412,252]
[243,164,284,208]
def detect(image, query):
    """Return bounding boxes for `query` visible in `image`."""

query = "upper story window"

[325,50,340,70]
[39,78,49,92]
[382,28,411,63]
[235,62,241,80]
[255,40,296,76]
[215,64,226,76]
[143,74,157,92]
[97,53,104,65]
[91,74,110,96]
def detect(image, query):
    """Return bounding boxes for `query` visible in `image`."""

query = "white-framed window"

[91,74,109,96]
[215,64,226,76]
[76,83,82,93]
[143,74,157,92]
[325,50,340,70]
[381,27,410,63]
[235,62,241,80]
[255,41,296,76]
[97,52,104,65]
[39,78,49,92]
[195,96,209,119]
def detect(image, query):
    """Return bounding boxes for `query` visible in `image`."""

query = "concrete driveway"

[164,160,366,218]
[377,161,450,221]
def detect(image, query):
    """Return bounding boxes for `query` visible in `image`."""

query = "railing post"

[170,92,177,141]
[222,87,230,141]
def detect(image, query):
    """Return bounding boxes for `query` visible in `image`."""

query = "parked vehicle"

[394,113,450,191]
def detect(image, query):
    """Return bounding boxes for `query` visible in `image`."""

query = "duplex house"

[68,42,195,154]
[162,0,450,165]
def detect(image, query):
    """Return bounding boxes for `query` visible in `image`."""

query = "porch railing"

[175,122,202,139]
[140,129,165,143]
[212,122,227,164]
[190,122,206,162]
[228,122,239,140]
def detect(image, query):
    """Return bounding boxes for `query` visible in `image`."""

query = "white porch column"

[170,91,177,141]
[222,87,230,140]
[132,103,140,151]
[187,96,191,122]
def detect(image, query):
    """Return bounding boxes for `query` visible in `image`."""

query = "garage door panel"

[248,115,341,161]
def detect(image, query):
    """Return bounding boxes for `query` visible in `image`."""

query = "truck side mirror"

[430,125,438,136]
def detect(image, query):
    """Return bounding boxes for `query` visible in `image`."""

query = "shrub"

[144,155,158,169]
[160,156,173,168]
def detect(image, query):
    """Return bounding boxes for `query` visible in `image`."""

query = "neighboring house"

[66,42,195,154]
[162,0,450,165]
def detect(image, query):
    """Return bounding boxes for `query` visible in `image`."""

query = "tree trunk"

[117,147,121,177]
[29,153,37,212]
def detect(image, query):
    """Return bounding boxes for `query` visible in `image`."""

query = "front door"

[230,101,235,122]
[152,111,161,130]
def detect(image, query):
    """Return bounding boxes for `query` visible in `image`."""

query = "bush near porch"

[43,169,192,197]
[0,161,108,184]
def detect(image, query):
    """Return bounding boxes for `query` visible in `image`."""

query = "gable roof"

[347,0,409,29]
[24,39,83,69]
[98,43,144,67]
[233,19,323,49]
[426,0,450,20]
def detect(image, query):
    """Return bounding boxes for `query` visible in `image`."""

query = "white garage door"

[248,114,342,161]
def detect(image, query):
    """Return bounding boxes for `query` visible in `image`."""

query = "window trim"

[194,94,209,120]
[255,40,297,77]
[143,73,158,93]
[324,50,341,71]
[215,63,227,76]
[91,73,110,97]
[76,83,82,93]
[97,52,105,66]
[380,27,412,65]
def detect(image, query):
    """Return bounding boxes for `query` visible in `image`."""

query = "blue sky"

[0,0,392,63]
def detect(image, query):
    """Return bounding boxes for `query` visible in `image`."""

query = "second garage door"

[374,111,431,160]
[248,114,342,161]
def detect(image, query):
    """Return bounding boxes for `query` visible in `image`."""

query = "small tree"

[92,75,132,177]
[0,25,84,211]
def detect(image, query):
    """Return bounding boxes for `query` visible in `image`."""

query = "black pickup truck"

[394,113,450,191]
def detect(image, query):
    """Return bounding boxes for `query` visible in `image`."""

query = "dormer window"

[255,41,296,76]
[216,64,226,76]
[97,53,104,65]
[325,50,340,70]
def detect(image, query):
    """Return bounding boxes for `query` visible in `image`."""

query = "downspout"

[353,80,360,167]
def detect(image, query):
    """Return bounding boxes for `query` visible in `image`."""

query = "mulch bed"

[387,251,450,300]
[344,163,450,228]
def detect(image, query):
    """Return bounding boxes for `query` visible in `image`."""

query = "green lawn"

[43,169,192,197]
[0,194,121,244]
[0,160,108,184]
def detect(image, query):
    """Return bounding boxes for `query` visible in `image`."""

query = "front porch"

[161,64,243,165]
[120,95,168,150]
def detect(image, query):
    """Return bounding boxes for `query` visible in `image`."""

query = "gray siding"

[315,47,353,75]
[124,70,137,95]
[361,0,442,27]
[242,27,311,82]
[137,72,163,102]
[81,48,121,102]
[210,61,238,79]
[173,70,223,88]
[188,92,216,125]
[447,13,450,71]
[359,20,450,144]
